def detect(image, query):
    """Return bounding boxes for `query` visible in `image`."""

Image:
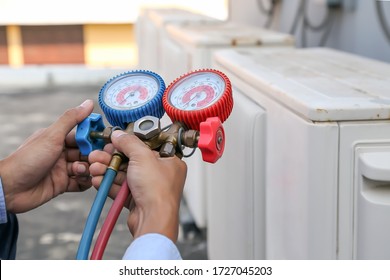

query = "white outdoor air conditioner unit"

[160,20,295,230]
[161,20,295,83]
[136,8,220,77]
[208,47,390,260]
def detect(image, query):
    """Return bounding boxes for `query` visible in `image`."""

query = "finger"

[68,161,90,177]
[103,143,115,154]
[91,175,105,189]
[66,148,84,162]
[65,130,77,148]
[89,145,128,168]
[113,171,127,185]
[47,99,94,139]
[67,176,92,192]
[92,175,125,190]
[152,150,160,158]
[90,163,127,185]
[158,157,188,182]
[89,162,110,177]
[91,176,122,200]
[89,150,112,166]
[111,131,152,159]
[75,176,93,191]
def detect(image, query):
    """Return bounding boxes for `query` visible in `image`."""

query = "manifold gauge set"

[74,69,234,259]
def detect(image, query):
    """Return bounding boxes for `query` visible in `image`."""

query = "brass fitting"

[108,152,125,172]
[90,127,115,143]
[157,122,184,158]
[181,130,199,148]
[160,142,176,157]
[133,116,161,140]
[87,118,200,160]
[129,120,198,158]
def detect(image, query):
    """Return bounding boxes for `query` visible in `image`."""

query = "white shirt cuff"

[0,177,8,224]
[122,233,182,260]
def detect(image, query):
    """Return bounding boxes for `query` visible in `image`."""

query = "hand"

[89,131,187,243]
[0,99,94,213]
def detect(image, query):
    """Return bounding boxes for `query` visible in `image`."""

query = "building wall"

[0,26,8,64]
[0,1,228,67]
[83,24,136,67]
[3,24,136,67]
[6,26,23,66]
[21,25,85,64]
[228,0,390,63]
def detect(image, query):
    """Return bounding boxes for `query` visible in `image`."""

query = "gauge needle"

[120,86,141,105]
[184,91,205,108]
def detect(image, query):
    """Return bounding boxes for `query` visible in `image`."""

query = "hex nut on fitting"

[182,130,199,148]
[160,142,176,157]
[133,116,161,140]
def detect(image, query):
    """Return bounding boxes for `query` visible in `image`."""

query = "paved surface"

[0,83,207,260]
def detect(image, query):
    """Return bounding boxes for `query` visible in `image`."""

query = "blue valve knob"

[76,113,106,156]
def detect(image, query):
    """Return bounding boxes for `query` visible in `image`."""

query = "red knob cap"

[198,117,225,163]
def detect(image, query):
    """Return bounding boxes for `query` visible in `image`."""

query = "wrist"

[0,159,14,212]
[129,199,180,243]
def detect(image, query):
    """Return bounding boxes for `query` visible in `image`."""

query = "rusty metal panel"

[0,26,8,64]
[21,25,85,64]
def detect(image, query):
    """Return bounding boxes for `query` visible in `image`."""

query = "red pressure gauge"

[163,69,233,131]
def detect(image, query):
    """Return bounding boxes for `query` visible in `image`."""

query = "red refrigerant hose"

[90,179,130,260]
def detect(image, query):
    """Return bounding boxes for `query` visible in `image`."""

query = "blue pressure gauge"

[98,70,166,129]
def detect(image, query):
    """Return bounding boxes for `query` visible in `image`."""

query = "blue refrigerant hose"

[76,168,117,260]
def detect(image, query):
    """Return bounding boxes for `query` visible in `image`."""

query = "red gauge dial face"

[104,74,159,110]
[168,72,226,111]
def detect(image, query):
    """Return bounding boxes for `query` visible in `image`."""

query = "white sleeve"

[122,233,182,260]
[0,177,8,224]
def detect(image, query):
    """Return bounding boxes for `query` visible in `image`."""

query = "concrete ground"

[0,75,207,260]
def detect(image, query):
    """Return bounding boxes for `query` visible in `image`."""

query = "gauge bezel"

[166,71,226,111]
[99,70,165,128]
[163,69,233,131]
[101,73,160,111]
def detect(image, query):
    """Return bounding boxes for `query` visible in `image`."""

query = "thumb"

[111,130,150,159]
[48,99,94,138]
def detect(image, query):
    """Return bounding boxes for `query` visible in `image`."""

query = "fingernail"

[112,130,126,138]
[77,164,87,174]
[79,99,92,108]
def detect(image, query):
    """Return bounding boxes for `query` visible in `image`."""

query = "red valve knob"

[198,117,225,163]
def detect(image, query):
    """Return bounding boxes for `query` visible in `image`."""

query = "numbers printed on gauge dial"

[104,74,159,110]
[169,72,226,111]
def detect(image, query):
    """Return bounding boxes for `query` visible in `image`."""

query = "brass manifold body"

[89,115,200,161]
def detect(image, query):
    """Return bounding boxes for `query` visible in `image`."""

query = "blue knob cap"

[76,113,106,156]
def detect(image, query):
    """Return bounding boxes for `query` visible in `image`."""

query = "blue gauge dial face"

[103,74,159,110]
[168,72,225,111]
